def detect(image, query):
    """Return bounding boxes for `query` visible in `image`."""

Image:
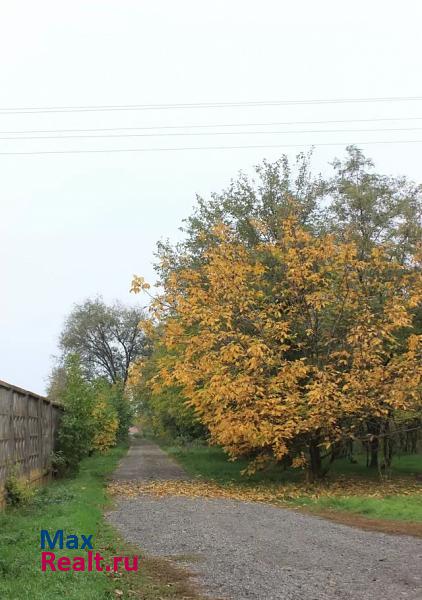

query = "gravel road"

[112,438,189,482]
[107,440,422,600]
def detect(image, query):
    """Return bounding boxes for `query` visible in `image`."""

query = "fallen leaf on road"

[107,477,421,505]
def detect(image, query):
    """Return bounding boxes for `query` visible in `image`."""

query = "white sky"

[0,1,421,394]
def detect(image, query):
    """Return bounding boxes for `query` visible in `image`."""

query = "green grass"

[294,494,422,522]
[164,444,292,484]
[165,443,422,484]
[0,447,202,600]
[163,442,422,522]
[329,453,422,478]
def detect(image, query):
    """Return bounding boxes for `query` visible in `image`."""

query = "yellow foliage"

[131,275,151,293]
[91,399,118,453]
[131,217,422,471]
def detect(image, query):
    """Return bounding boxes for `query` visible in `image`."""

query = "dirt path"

[112,438,189,482]
[107,440,422,600]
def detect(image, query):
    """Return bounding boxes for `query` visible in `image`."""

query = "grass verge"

[159,442,422,528]
[0,446,204,600]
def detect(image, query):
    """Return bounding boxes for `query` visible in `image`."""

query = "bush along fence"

[0,380,62,507]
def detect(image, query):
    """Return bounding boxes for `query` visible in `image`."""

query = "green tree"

[156,147,420,274]
[156,151,324,281]
[55,356,95,474]
[130,341,206,441]
[60,297,150,384]
[326,146,422,263]
[106,380,133,442]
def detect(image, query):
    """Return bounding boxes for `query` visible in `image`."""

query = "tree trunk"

[366,419,381,469]
[308,440,323,481]
[369,437,379,468]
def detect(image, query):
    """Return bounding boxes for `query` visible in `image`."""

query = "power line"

[0,139,421,156]
[1,96,422,114]
[1,116,421,136]
[1,126,422,142]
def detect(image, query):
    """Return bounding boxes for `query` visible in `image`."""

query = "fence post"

[24,394,30,478]
[50,402,53,469]
[37,397,43,477]
[8,388,15,476]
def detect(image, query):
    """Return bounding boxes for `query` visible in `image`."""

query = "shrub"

[5,471,34,506]
[55,355,95,474]
[91,396,118,453]
[110,382,133,442]
[50,450,68,478]
[52,358,131,474]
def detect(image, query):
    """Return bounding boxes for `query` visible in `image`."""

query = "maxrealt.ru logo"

[40,530,139,572]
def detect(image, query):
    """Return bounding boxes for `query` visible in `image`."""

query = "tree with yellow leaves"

[132,215,421,479]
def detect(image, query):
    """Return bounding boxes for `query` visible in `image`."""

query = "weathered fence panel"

[0,379,62,506]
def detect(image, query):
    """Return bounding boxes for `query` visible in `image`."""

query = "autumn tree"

[323,147,422,466]
[156,146,421,279]
[155,151,324,283]
[133,217,422,479]
[150,147,422,469]
[90,379,119,452]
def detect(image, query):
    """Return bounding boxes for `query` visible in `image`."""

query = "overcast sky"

[0,1,421,394]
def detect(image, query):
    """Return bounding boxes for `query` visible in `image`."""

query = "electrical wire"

[0,139,421,156]
[1,127,422,142]
[1,116,422,136]
[1,96,422,114]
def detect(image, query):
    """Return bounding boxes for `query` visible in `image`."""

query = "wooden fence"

[0,379,62,506]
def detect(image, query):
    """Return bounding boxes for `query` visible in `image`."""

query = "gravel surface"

[107,441,422,600]
[111,438,189,482]
[107,496,422,600]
